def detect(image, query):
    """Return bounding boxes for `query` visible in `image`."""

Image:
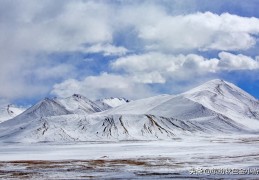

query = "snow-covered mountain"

[8,94,105,123]
[103,79,259,130]
[183,79,259,130]
[95,97,130,110]
[0,79,258,142]
[19,98,71,119]
[0,104,25,123]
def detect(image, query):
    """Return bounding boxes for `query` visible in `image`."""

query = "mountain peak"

[195,79,227,87]
[184,78,257,101]
[184,79,230,94]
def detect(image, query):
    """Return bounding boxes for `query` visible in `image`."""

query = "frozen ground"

[0,135,259,179]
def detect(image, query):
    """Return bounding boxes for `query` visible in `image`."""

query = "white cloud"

[132,72,166,84]
[81,43,128,56]
[218,52,259,70]
[0,1,113,53]
[32,64,75,80]
[207,32,255,51]
[120,11,259,51]
[0,1,117,100]
[112,52,259,83]
[112,52,216,82]
[51,73,156,100]
[0,52,75,99]
[112,53,171,73]
[4,2,257,54]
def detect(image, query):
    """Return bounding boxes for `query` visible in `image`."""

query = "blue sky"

[0,0,259,106]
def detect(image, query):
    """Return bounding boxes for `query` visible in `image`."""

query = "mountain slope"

[102,94,217,120]
[0,113,247,142]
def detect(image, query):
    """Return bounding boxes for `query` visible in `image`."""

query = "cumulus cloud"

[218,52,259,70]
[119,10,259,51]
[0,1,124,100]
[32,64,76,80]
[0,51,76,99]
[51,73,156,100]
[0,1,115,53]
[112,52,259,83]
[3,1,259,55]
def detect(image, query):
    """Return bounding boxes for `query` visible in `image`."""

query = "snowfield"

[0,135,259,179]
[0,79,259,179]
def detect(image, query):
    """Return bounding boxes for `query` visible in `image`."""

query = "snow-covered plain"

[0,79,259,179]
[0,135,259,179]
